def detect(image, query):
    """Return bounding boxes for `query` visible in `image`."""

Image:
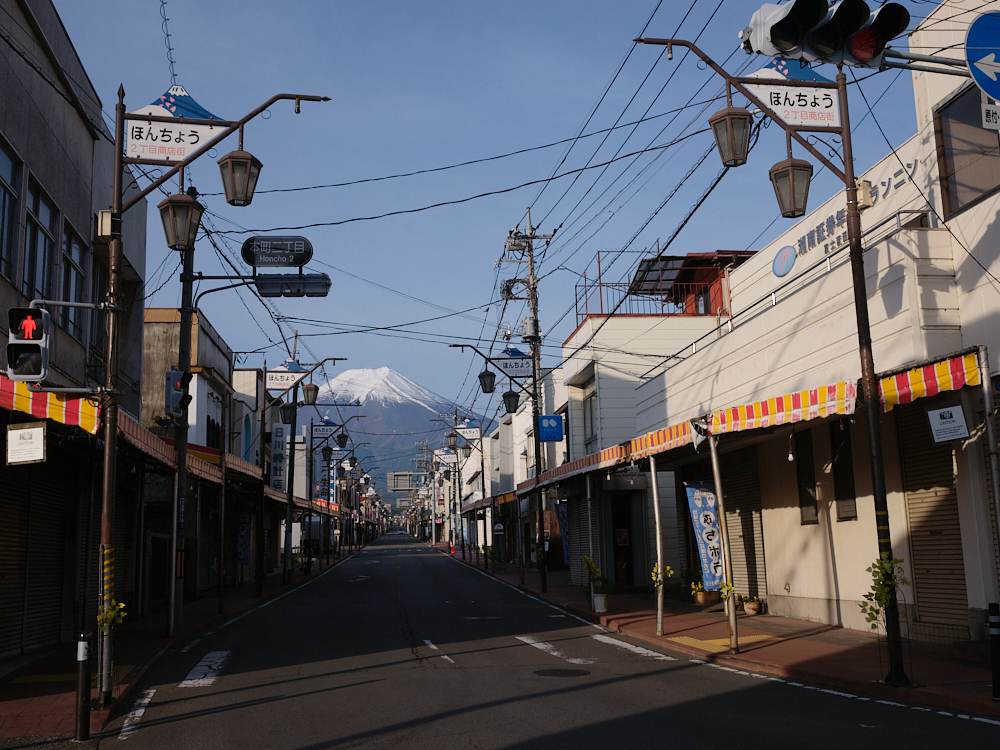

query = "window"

[582,378,597,445]
[795,430,818,525]
[829,421,857,521]
[61,228,87,339]
[0,141,19,280]
[935,84,1000,217]
[23,181,56,300]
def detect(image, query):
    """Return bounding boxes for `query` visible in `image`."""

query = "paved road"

[98,534,998,748]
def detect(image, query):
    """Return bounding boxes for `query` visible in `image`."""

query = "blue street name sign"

[539,415,563,442]
[966,12,1000,101]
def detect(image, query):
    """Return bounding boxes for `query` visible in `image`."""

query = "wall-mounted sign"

[927,405,970,443]
[7,422,45,465]
[772,245,796,278]
[539,415,564,442]
[241,236,314,267]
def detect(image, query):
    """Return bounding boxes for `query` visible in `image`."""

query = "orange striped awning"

[879,352,979,412]
[630,421,692,459]
[711,381,856,434]
[0,374,101,434]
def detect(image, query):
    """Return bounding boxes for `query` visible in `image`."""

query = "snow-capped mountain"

[301,368,478,506]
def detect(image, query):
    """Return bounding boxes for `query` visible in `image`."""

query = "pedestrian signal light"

[165,368,193,417]
[6,307,50,382]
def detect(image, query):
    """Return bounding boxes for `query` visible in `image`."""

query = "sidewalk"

[433,543,998,717]
[0,550,352,738]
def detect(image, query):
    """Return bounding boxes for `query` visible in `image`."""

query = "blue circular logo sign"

[772,245,796,277]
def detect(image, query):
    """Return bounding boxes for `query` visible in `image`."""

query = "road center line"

[178,651,231,688]
[516,635,594,665]
[423,639,439,650]
[592,634,677,661]
[118,688,155,740]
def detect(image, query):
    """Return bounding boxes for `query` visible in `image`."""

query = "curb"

[434,545,1000,718]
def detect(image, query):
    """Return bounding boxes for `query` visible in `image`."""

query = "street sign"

[456,426,481,441]
[497,355,532,379]
[266,370,307,391]
[126,85,226,163]
[745,62,839,128]
[312,425,337,439]
[966,12,1000,102]
[539,415,564,442]
[240,236,314,267]
[7,422,45,465]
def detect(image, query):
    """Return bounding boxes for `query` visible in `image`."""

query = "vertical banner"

[554,502,570,565]
[235,511,252,564]
[684,482,724,590]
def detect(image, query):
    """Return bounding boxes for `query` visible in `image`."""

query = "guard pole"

[650,454,665,637]
[709,434,739,653]
[990,602,999,701]
[75,630,92,741]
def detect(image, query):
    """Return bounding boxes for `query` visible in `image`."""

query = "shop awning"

[0,375,101,435]
[879,351,979,412]
[630,421,693,459]
[517,443,631,495]
[710,380,856,434]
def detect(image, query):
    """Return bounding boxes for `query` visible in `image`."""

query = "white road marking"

[592,634,677,661]
[462,616,501,619]
[180,638,200,653]
[423,639,454,663]
[118,689,155,740]
[178,651,230,687]
[423,639,439,650]
[440,655,455,663]
[516,635,594,665]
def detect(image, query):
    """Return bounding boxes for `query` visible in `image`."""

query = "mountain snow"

[317,367,452,414]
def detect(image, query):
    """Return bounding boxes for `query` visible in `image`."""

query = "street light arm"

[448,344,535,398]
[634,38,846,183]
[121,93,330,214]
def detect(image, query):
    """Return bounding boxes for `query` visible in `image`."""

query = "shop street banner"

[684,482,724,590]
[554,503,570,566]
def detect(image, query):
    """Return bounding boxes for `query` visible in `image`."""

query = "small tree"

[859,554,910,631]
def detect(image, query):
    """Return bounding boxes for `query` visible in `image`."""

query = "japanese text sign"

[126,120,221,163]
[685,482,724,590]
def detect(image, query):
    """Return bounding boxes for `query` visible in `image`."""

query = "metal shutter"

[897,407,969,630]
[568,497,585,586]
[721,446,767,599]
[23,466,67,653]
[0,472,30,659]
[983,411,1000,586]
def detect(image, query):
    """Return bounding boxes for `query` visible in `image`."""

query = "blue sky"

[54,0,937,418]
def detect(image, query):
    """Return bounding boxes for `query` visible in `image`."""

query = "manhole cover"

[531,669,590,678]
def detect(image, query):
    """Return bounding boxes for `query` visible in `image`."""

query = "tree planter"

[696,590,721,606]
[743,601,762,615]
[592,593,608,613]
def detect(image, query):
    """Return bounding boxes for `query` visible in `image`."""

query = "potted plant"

[691,581,721,606]
[742,594,762,615]
[582,556,610,612]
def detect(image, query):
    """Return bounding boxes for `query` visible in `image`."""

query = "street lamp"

[769,156,814,218]
[217,149,263,207]
[157,192,204,251]
[502,390,520,414]
[478,369,496,394]
[321,445,334,463]
[302,382,319,406]
[278,402,297,425]
[460,445,472,460]
[336,431,349,449]
[447,432,458,449]
[708,105,752,167]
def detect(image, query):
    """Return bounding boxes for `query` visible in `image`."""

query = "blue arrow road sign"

[966,12,1000,101]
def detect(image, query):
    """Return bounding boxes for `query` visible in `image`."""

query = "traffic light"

[165,367,193,417]
[741,0,908,69]
[6,307,50,382]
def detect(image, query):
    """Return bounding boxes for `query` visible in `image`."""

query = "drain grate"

[531,669,590,678]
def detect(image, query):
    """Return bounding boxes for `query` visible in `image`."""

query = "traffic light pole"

[635,37,909,686]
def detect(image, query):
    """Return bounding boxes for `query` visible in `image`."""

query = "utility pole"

[502,208,555,592]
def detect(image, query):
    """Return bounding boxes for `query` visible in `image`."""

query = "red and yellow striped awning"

[630,421,692,459]
[0,375,101,434]
[711,381,856,434]
[879,351,979,412]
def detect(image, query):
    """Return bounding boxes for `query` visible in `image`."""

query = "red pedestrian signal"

[6,307,50,381]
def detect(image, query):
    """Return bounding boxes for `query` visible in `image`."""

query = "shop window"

[935,84,1000,217]
[582,377,597,446]
[23,180,56,300]
[61,227,87,340]
[795,430,818,525]
[0,140,19,280]
[829,421,857,521]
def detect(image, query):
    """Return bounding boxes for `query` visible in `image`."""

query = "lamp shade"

[336,431,349,449]
[337,466,346,479]
[443,469,451,481]
[478,369,496,394]
[157,192,204,251]
[708,107,752,167]
[460,445,472,460]
[349,456,357,468]
[302,382,319,406]
[447,432,457,449]
[769,157,814,218]
[502,390,520,414]
[321,445,334,462]
[217,150,263,207]
[278,402,297,425]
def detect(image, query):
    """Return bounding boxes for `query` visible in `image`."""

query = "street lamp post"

[634,36,908,685]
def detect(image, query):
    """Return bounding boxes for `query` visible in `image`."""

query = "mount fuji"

[302,368,476,505]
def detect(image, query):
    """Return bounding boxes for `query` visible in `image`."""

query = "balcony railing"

[574,279,719,327]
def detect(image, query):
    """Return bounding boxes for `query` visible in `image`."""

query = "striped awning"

[119,411,175,466]
[630,421,692,459]
[711,381,856,433]
[0,374,101,434]
[879,351,979,412]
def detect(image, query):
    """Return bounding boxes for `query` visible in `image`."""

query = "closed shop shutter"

[568,498,585,586]
[0,472,30,659]
[897,406,969,633]
[983,411,1000,586]
[721,446,767,599]
[23,465,67,653]
[75,472,100,638]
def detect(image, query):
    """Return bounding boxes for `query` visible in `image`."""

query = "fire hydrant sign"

[7,422,45,465]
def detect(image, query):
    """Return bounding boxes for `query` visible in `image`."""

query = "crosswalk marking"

[591,634,677,661]
[118,689,155,740]
[178,651,230,688]
[516,635,594,665]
